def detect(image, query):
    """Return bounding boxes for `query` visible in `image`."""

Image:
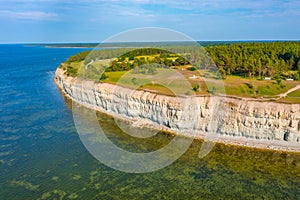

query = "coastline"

[45,46,91,49]
[54,68,300,153]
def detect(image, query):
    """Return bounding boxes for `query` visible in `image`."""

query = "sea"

[0,44,299,199]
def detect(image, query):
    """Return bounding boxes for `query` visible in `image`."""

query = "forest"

[206,42,300,80]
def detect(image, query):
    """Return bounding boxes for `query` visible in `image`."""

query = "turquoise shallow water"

[0,45,299,199]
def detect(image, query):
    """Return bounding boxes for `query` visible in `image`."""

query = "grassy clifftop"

[59,43,300,103]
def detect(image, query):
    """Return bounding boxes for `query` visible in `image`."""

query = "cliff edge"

[54,68,300,152]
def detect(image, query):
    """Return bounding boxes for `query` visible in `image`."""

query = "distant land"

[27,40,300,49]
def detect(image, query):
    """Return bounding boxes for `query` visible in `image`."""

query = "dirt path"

[215,84,300,102]
[278,84,300,98]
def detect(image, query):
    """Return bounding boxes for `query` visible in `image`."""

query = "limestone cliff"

[55,68,300,151]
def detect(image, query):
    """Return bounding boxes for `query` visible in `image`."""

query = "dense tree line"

[120,48,172,57]
[206,42,300,79]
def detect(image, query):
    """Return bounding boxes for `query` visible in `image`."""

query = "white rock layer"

[55,68,300,150]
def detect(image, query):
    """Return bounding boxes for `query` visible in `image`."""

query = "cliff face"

[55,68,300,145]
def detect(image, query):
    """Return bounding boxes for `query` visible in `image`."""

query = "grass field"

[287,89,300,97]
[279,89,300,104]
[221,76,299,97]
[105,69,195,96]
[276,97,300,104]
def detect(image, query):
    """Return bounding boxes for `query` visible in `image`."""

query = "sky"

[0,0,299,43]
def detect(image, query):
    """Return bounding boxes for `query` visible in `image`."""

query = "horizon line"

[1,39,300,45]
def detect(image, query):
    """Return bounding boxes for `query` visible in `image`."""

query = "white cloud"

[1,0,299,23]
[0,10,58,21]
[120,0,300,13]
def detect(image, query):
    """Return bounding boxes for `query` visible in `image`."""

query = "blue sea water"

[0,44,299,199]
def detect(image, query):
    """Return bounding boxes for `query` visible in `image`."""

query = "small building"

[286,78,294,81]
[189,75,198,79]
[264,77,271,80]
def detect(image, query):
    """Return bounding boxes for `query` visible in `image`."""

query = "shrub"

[66,66,77,77]
[131,77,138,85]
[189,67,197,71]
[293,73,300,81]
[244,82,254,89]
[207,86,216,94]
[100,73,107,80]
[192,84,200,92]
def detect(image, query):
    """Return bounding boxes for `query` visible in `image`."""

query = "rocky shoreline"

[54,68,300,152]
